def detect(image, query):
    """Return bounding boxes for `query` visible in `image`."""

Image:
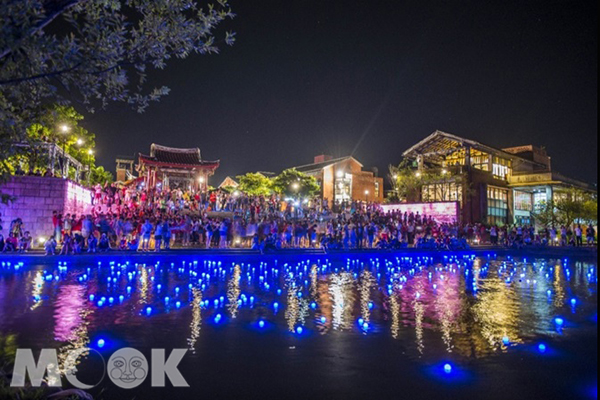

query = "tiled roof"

[291,156,362,173]
[138,144,219,169]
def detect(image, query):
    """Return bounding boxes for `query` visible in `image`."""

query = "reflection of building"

[115,155,135,182]
[403,131,596,225]
[137,144,219,192]
[290,155,384,203]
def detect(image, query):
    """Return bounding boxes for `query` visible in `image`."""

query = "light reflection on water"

[0,255,597,364]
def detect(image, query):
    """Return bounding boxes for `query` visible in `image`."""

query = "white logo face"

[107,348,148,389]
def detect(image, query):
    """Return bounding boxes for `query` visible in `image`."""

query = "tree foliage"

[532,188,598,227]
[3,105,96,176]
[89,165,114,186]
[388,159,464,202]
[0,0,235,173]
[236,172,272,196]
[271,169,320,198]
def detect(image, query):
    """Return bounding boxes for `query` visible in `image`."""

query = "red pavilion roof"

[138,144,219,170]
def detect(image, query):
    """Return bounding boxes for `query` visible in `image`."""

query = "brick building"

[290,155,384,204]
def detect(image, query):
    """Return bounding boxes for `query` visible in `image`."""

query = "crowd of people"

[0,183,596,255]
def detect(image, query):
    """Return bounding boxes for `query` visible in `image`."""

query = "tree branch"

[0,0,86,61]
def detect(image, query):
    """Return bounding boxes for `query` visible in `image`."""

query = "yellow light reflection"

[188,288,202,352]
[227,265,241,318]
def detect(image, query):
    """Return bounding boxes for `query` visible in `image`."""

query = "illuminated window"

[487,186,509,226]
[470,149,490,171]
[492,156,511,180]
[422,181,462,203]
[514,191,532,211]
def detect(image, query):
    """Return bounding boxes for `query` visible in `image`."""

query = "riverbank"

[1,245,597,264]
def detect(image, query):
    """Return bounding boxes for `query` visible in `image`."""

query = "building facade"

[137,144,219,192]
[403,131,596,225]
[291,155,384,204]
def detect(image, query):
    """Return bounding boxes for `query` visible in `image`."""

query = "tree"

[271,169,320,198]
[532,188,598,227]
[4,105,96,176]
[1,0,236,189]
[388,159,465,203]
[89,166,113,186]
[236,172,272,196]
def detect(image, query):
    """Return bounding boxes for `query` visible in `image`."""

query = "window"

[422,181,462,203]
[514,191,532,211]
[492,156,511,180]
[375,182,380,198]
[470,149,490,171]
[487,186,509,226]
[534,192,547,205]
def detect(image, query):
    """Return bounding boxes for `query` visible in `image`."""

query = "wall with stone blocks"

[0,176,92,242]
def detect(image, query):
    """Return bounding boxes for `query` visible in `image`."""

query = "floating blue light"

[443,363,453,374]
[296,326,303,334]
[258,320,265,328]
[97,339,105,348]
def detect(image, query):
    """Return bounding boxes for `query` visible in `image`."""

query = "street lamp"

[365,190,370,203]
[87,149,94,186]
[59,124,70,178]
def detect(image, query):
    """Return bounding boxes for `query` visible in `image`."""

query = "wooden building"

[137,144,219,192]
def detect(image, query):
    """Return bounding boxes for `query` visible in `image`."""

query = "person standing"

[575,224,583,247]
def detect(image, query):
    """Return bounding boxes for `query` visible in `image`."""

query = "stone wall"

[0,176,92,242]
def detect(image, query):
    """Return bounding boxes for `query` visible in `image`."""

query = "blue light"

[215,313,222,323]
[570,298,577,306]
[296,326,303,334]
[443,363,453,374]
[97,339,105,348]
[146,307,152,315]
[258,320,265,328]
[538,343,547,353]
[320,316,327,323]
[554,317,564,326]
[502,336,510,345]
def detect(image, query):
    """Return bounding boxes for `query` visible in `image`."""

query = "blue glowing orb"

[538,344,547,353]
[97,339,105,348]
[443,363,453,374]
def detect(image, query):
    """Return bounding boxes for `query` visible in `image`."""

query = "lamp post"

[59,124,70,178]
[365,190,370,203]
[87,149,94,187]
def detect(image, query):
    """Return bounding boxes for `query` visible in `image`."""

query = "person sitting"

[44,237,57,255]
[87,234,98,253]
[128,237,139,251]
[60,233,73,255]
[3,234,18,252]
[98,233,110,252]
[18,231,32,252]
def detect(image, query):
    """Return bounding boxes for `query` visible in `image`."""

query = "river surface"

[0,253,597,399]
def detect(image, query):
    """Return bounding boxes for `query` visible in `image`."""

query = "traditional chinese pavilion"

[138,144,219,192]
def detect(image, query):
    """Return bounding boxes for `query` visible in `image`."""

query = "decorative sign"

[380,201,460,224]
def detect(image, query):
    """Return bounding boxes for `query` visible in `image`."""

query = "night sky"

[82,0,598,186]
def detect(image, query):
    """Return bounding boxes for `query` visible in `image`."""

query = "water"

[0,254,597,399]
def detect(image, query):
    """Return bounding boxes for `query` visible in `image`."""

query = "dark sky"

[82,0,598,186]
